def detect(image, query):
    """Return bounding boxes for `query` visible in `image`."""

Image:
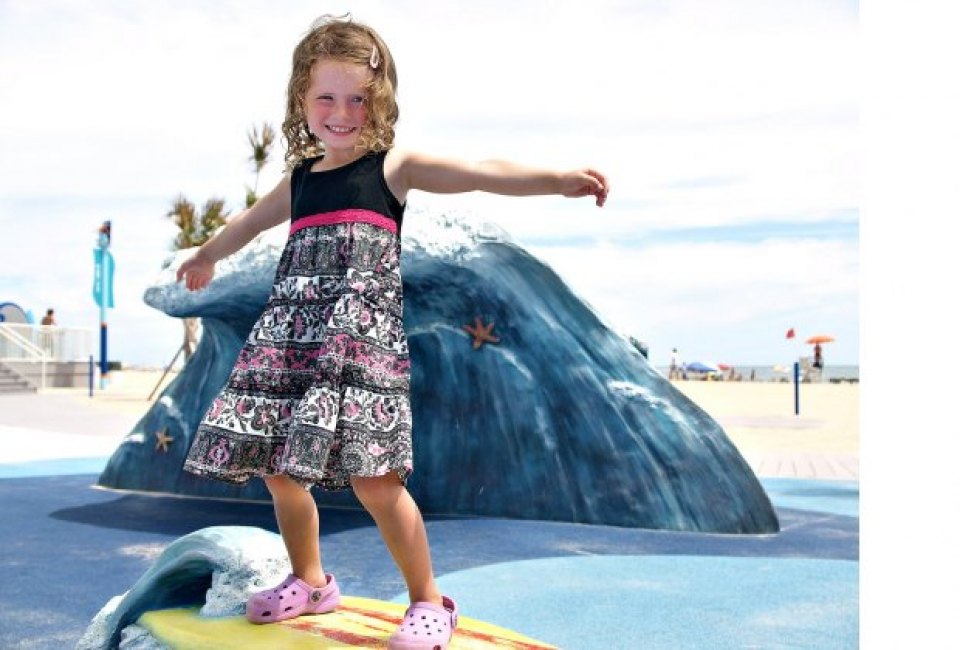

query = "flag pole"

[786,327,800,415]
[794,360,800,415]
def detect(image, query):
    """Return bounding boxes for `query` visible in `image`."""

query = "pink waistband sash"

[290,209,397,236]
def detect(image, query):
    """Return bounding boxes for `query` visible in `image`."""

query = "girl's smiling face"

[303,59,371,161]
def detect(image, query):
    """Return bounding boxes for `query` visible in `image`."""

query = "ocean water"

[656,364,859,382]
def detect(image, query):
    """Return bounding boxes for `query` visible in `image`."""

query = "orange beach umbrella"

[805,335,835,344]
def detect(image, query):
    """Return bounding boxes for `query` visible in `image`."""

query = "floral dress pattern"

[183,153,412,490]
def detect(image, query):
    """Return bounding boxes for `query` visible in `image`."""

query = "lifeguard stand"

[799,356,823,383]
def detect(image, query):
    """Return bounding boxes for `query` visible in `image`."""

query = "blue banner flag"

[93,248,115,308]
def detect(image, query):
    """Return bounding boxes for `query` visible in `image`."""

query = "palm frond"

[166,195,197,250]
[196,198,229,245]
[247,122,276,200]
[247,122,276,174]
[244,185,258,209]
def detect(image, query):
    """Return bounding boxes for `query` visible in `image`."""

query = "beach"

[674,379,859,479]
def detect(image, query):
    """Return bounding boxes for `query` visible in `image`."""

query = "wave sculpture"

[97,210,778,534]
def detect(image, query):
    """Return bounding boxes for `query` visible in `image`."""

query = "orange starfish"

[154,428,174,453]
[463,317,500,349]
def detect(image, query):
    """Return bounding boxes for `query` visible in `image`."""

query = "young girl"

[178,15,608,649]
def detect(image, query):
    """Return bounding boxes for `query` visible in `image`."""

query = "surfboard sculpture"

[77,526,555,649]
[139,599,556,649]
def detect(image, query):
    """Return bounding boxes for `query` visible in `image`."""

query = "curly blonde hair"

[283,15,399,171]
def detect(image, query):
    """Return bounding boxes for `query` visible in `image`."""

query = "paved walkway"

[0,384,859,649]
[742,450,859,480]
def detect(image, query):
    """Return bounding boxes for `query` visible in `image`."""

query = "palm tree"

[196,198,229,244]
[162,122,273,368]
[166,196,229,250]
[167,195,196,250]
[165,196,229,361]
[245,122,275,208]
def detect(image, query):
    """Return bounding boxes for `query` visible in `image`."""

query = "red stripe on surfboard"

[285,619,383,646]
[288,605,557,649]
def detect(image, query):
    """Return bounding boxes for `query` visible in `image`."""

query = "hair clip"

[369,47,380,69]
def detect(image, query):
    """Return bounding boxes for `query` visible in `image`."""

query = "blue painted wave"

[97,212,778,533]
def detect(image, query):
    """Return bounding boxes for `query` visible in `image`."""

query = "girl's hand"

[176,253,215,292]
[560,169,609,207]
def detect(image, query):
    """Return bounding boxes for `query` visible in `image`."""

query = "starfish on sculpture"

[154,428,174,453]
[463,316,500,349]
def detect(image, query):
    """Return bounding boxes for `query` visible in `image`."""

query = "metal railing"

[0,324,95,388]
[0,324,48,387]
[0,324,94,362]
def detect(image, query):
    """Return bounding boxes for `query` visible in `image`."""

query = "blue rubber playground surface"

[0,409,858,649]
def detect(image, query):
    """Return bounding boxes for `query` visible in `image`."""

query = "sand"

[41,368,181,416]
[673,379,859,479]
[673,380,859,453]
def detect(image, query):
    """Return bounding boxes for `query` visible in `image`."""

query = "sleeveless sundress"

[182,151,413,490]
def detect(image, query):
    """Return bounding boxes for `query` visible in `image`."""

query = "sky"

[0,0,859,368]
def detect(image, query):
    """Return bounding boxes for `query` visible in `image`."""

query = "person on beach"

[813,343,823,369]
[176,15,608,650]
[39,308,57,355]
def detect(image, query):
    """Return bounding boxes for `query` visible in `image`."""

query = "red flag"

[786,328,795,339]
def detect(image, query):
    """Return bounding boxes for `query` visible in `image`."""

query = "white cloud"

[528,237,859,365]
[0,0,858,367]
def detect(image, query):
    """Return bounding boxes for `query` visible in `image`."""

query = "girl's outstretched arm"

[385,151,609,207]
[177,176,292,291]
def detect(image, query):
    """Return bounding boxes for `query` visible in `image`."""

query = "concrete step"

[0,383,36,394]
[0,366,37,394]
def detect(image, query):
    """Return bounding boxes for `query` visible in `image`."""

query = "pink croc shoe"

[388,595,458,650]
[245,573,340,624]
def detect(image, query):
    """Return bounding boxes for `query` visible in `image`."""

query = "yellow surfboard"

[139,595,557,649]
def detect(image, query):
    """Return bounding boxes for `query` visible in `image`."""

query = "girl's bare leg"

[351,473,442,604]
[264,474,327,587]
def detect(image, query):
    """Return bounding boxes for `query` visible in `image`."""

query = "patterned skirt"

[183,213,413,491]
